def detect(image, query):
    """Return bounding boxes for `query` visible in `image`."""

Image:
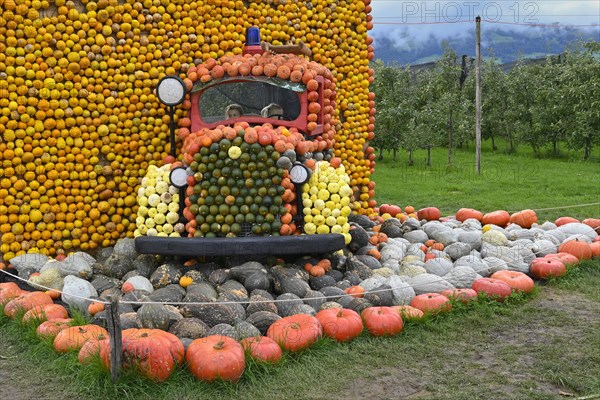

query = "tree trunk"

[408,150,414,166]
[426,145,431,167]
[378,147,384,161]
[447,114,454,165]
[584,137,591,160]
[491,135,497,150]
[553,140,558,156]
[392,148,397,162]
[459,55,469,90]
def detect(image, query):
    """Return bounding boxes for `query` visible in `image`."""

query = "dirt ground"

[1,284,599,400]
[341,288,600,400]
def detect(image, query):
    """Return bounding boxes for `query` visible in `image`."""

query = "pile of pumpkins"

[1,207,599,383]
[134,164,184,238]
[0,0,377,260]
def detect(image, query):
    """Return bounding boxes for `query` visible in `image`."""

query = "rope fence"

[508,202,600,213]
[1,222,597,308]
[1,222,597,382]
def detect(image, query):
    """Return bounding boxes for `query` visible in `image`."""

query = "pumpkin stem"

[140,332,149,338]
[337,309,344,318]
[78,327,87,334]
[213,341,225,350]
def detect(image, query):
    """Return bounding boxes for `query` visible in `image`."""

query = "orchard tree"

[505,59,539,153]
[371,39,599,160]
[477,55,510,150]
[406,69,443,166]
[530,56,569,155]
[561,44,600,159]
[372,61,413,161]
[423,42,466,164]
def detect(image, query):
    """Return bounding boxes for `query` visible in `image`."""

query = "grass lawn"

[372,141,600,221]
[1,145,599,399]
[1,261,599,400]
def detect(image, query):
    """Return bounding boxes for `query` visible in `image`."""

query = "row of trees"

[371,40,600,163]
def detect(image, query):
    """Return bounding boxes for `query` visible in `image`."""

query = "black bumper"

[134,234,345,257]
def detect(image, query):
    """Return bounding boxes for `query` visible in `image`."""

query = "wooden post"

[106,297,122,383]
[475,16,482,174]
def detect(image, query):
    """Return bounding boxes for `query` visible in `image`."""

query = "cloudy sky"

[369,0,600,42]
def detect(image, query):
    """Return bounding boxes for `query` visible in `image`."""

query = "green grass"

[1,261,599,399]
[372,141,600,221]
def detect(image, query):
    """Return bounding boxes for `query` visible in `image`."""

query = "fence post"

[106,297,122,383]
[475,16,482,174]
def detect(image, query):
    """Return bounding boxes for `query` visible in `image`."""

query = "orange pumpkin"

[267,314,323,352]
[115,329,185,382]
[244,128,258,144]
[22,304,69,324]
[54,325,109,353]
[88,301,106,316]
[361,306,404,337]
[4,291,54,319]
[589,242,600,258]
[78,336,109,365]
[490,271,535,294]
[391,305,424,320]
[315,308,364,343]
[317,259,332,271]
[187,335,246,383]
[559,239,593,261]
[45,290,62,300]
[36,318,73,341]
[0,282,26,306]
[240,336,282,363]
[417,207,441,221]
[258,131,272,146]
[509,209,538,228]
[582,218,600,234]
[122,282,135,293]
[366,248,381,260]
[344,285,365,298]
[274,140,287,153]
[440,288,478,303]
[544,252,580,266]
[430,242,444,251]
[530,258,566,279]
[554,216,579,226]
[410,293,452,313]
[482,210,510,227]
[455,208,483,222]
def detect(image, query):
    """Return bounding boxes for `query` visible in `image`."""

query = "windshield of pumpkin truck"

[195,78,304,123]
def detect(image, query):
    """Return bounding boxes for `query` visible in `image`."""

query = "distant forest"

[373,26,599,65]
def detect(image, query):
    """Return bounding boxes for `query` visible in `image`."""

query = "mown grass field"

[372,141,600,221]
[1,144,599,400]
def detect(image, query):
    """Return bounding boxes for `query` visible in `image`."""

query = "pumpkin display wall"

[0,0,376,260]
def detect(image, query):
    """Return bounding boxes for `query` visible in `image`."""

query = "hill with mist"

[373,26,599,65]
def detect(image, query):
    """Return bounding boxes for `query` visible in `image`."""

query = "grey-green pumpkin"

[137,298,171,330]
